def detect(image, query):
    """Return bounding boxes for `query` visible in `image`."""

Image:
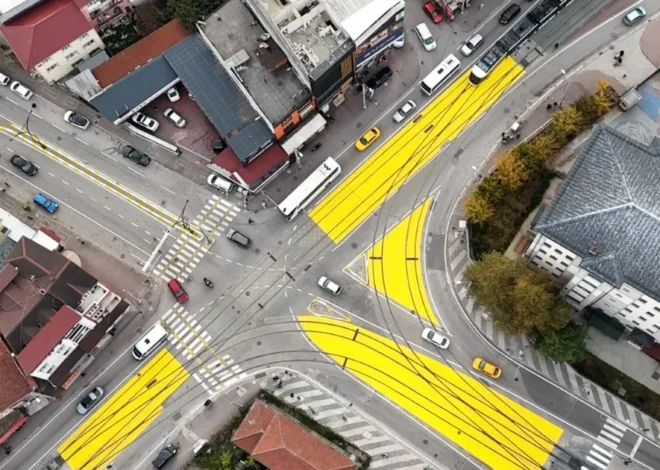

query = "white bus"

[420,54,461,96]
[278,157,341,221]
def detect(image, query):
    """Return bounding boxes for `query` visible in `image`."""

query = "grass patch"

[573,353,660,421]
[471,168,555,258]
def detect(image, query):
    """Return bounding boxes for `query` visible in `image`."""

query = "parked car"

[366,67,393,89]
[421,327,450,349]
[10,81,33,100]
[121,145,151,166]
[212,139,227,154]
[131,112,160,132]
[460,33,484,57]
[355,127,381,151]
[623,7,646,26]
[63,111,90,130]
[415,23,436,52]
[163,108,186,128]
[393,100,417,123]
[207,174,234,193]
[0,72,10,86]
[226,229,251,248]
[167,278,189,304]
[33,193,58,213]
[318,276,341,296]
[152,444,178,469]
[166,86,180,102]
[392,36,405,49]
[76,386,104,415]
[499,3,521,25]
[472,357,502,379]
[10,154,37,176]
[422,1,443,24]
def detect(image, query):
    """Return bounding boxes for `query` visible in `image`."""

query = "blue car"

[33,193,58,213]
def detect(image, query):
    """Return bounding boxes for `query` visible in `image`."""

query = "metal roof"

[164,35,273,163]
[534,125,660,298]
[89,56,178,123]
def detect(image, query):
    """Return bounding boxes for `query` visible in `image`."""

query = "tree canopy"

[535,322,588,364]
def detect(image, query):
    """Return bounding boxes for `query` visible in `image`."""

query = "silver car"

[318,276,341,295]
[421,327,450,349]
[393,100,417,123]
[131,112,159,132]
[77,386,104,415]
[623,7,646,26]
[460,33,484,57]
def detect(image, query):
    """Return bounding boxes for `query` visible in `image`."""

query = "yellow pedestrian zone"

[310,56,523,244]
[363,198,437,324]
[58,349,189,470]
[300,316,563,469]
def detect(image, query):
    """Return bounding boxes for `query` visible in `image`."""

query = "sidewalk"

[441,14,660,448]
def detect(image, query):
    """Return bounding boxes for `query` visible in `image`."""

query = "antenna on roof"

[589,243,599,256]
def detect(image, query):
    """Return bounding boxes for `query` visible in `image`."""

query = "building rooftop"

[0,336,35,412]
[251,0,349,74]
[203,0,310,126]
[534,125,660,299]
[0,0,92,69]
[91,18,189,89]
[163,34,273,164]
[232,400,356,470]
[209,143,288,191]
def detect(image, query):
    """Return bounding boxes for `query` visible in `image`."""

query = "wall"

[34,28,104,83]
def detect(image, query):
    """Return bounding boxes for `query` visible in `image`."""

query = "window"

[83,39,96,48]
[646,329,655,335]
[639,298,648,304]
[544,261,553,267]
[554,249,562,254]
[539,249,548,255]
[81,32,89,39]
[46,64,59,72]
[62,44,71,51]
[550,255,558,261]
[65,51,78,60]
[632,320,640,326]
[560,261,569,268]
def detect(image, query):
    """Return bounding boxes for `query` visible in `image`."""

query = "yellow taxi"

[472,357,502,379]
[355,127,381,151]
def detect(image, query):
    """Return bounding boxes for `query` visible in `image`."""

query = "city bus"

[277,157,341,221]
[420,54,461,96]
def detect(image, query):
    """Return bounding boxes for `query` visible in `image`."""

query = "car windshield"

[359,136,370,145]
[81,395,93,407]
[21,162,32,171]
[69,113,87,125]
[174,288,184,297]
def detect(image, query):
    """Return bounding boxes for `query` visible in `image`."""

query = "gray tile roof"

[90,56,178,122]
[534,125,660,298]
[163,35,273,164]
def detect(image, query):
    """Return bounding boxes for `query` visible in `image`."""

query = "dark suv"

[152,444,178,469]
[121,145,151,166]
[366,67,393,89]
[499,3,521,24]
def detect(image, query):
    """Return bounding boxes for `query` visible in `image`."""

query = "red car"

[168,279,189,304]
[423,2,443,24]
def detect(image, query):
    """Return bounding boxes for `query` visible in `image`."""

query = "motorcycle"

[203,278,213,288]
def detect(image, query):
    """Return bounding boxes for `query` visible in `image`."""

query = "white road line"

[52,124,67,133]
[102,152,117,161]
[6,147,13,153]
[48,172,56,177]
[160,185,176,195]
[75,137,90,146]
[118,214,124,219]
[104,205,112,211]
[132,222,139,228]
[61,180,69,186]
[32,113,42,119]
[145,230,152,236]
[6,97,20,106]
[76,188,83,193]
[142,238,152,245]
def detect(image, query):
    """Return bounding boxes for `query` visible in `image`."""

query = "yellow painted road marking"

[299,316,563,469]
[0,124,201,238]
[310,57,523,243]
[58,349,188,470]
[366,198,436,324]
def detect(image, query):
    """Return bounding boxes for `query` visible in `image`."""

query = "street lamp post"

[11,103,46,149]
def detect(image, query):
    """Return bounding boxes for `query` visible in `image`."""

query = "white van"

[415,23,436,52]
[132,322,169,360]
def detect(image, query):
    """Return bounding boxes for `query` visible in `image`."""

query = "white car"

[164,108,186,128]
[392,36,405,49]
[623,7,646,26]
[460,33,484,57]
[10,81,33,100]
[166,86,180,102]
[131,112,159,132]
[318,276,341,296]
[76,386,104,415]
[421,327,450,349]
[0,72,10,86]
[393,100,417,123]
[63,111,90,130]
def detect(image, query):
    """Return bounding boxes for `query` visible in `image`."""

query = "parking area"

[145,83,222,161]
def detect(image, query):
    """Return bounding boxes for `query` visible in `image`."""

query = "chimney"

[589,243,599,256]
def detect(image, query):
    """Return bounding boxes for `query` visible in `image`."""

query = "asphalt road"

[3,1,660,470]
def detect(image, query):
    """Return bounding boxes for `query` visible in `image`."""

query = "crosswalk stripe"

[364,443,403,455]
[600,430,621,443]
[592,444,613,458]
[339,425,378,438]
[597,435,618,449]
[586,456,608,470]
[370,454,418,468]
[603,424,624,437]
[588,450,610,464]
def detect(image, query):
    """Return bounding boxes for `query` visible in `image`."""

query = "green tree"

[529,132,561,163]
[535,322,588,363]
[465,192,494,223]
[477,174,507,204]
[549,107,583,145]
[167,0,225,30]
[573,95,599,126]
[512,142,544,172]
[497,151,529,191]
[510,270,571,335]
[218,450,234,469]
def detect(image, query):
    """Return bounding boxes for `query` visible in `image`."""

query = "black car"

[499,3,521,24]
[152,444,178,469]
[121,145,151,166]
[10,155,37,176]
[366,66,393,89]
[226,229,251,249]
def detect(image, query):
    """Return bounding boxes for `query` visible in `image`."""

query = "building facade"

[526,125,660,344]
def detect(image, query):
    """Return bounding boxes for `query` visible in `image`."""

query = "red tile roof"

[92,18,189,88]
[232,401,356,470]
[17,305,80,374]
[0,337,36,411]
[211,144,289,188]
[0,0,93,70]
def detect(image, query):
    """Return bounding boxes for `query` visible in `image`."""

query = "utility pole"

[11,103,46,149]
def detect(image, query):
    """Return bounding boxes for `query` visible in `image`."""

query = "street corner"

[364,198,439,325]
[307,297,352,322]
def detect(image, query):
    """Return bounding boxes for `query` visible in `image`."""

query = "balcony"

[88,0,124,19]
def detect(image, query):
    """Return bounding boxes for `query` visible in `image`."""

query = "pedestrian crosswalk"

[445,233,660,443]
[152,195,240,282]
[582,418,625,470]
[161,304,247,395]
[272,374,429,470]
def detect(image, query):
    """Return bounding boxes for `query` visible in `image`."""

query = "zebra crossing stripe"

[586,456,608,470]
[339,425,378,438]
[353,435,390,447]
[370,454,419,468]
[591,444,612,458]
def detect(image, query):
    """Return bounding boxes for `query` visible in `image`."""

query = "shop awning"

[0,415,26,445]
[587,309,625,341]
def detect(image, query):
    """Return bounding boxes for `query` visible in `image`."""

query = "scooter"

[203,278,213,288]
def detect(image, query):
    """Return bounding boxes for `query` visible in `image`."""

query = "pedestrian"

[4,446,11,455]
[619,50,624,58]
[546,103,552,110]
[248,218,254,224]
[276,380,283,389]
[623,74,627,78]
[554,43,559,49]
[479,3,484,9]
[273,374,279,381]
[617,57,622,65]
[553,102,558,107]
